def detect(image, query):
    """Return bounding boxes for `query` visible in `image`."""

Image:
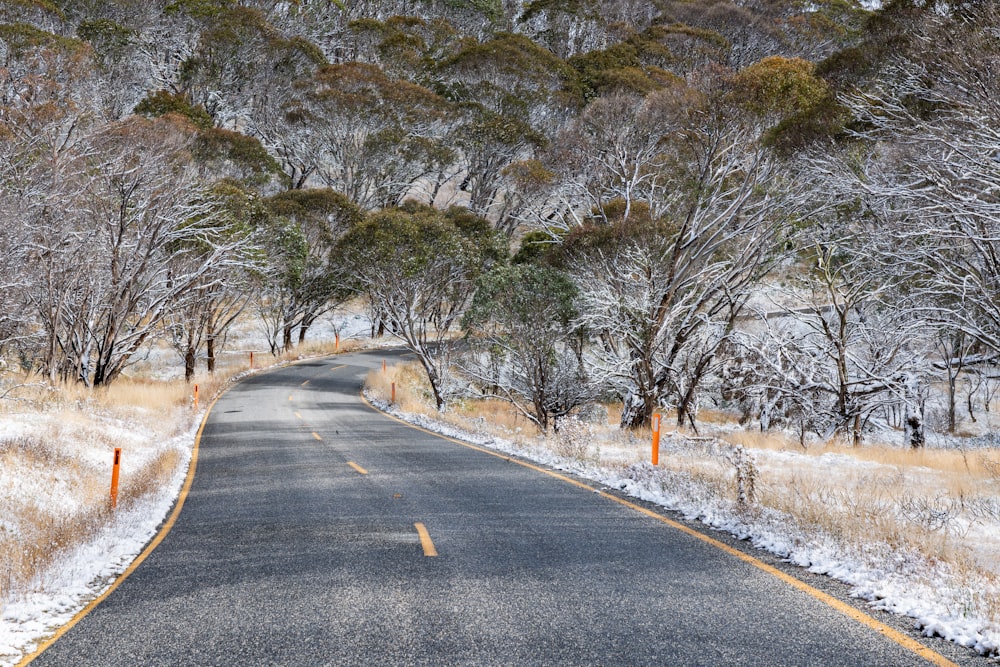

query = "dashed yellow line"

[414,522,438,557]
[312,432,322,441]
[361,392,956,667]
[330,364,346,372]
[294,412,303,420]
[301,380,310,387]
[347,461,368,475]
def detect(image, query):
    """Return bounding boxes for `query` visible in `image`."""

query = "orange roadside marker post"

[651,413,661,466]
[110,448,122,508]
[193,384,199,410]
[249,351,254,369]
[382,359,387,373]
[335,334,340,352]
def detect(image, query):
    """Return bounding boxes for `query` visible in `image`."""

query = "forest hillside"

[2,0,1000,445]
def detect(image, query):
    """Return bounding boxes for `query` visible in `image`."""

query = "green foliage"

[135,90,213,130]
[465,263,577,332]
[193,128,283,186]
[569,42,641,96]
[77,18,133,67]
[730,56,830,118]
[439,31,579,108]
[512,230,556,265]
[265,188,363,232]
[554,204,675,268]
[77,18,132,44]
[0,22,88,56]
[337,203,502,287]
[567,24,710,98]
[459,106,547,151]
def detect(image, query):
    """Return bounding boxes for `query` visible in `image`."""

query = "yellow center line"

[294,412,303,420]
[301,380,310,387]
[347,461,368,475]
[415,522,438,557]
[312,432,322,441]
[330,364,346,372]
[288,395,293,401]
[361,392,956,667]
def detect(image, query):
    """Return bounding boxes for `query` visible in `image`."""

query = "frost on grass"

[0,408,198,667]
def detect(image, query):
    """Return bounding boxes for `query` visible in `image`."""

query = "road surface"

[30,351,968,666]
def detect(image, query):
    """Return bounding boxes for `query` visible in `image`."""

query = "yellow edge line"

[20,355,337,665]
[414,522,438,557]
[19,397,217,666]
[360,392,956,667]
[347,461,368,475]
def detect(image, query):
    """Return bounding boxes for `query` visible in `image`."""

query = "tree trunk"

[904,374,925,448]
[298,313,315,344]
[206,335,216,373]
[184,346,196,382]
[619,390,653,430]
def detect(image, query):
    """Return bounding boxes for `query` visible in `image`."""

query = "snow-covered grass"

[0,308,373,666]
[365,362,1000,659]
[0,379,200,665]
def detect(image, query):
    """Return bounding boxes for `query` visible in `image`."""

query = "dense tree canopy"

[4,0,1000,447]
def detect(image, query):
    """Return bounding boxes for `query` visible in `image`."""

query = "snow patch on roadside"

[0,419,198,666]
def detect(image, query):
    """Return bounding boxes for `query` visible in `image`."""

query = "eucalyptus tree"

[734,237,930,446]
[434,32,581,227]
[809,1,1000,433]
[562,60,825,430]
[9,113,259,386]
[283,62,453,208]
[462,263,589,433]
[264,188,363,348]
[337,203,504,409]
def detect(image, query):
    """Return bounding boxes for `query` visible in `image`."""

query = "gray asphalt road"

[32,351,958,666]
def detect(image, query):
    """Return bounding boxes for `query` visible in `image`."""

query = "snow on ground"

[0,417,198,666]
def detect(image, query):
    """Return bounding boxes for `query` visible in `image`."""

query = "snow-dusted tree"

[570,217,773,430]
[263,188,363,349]
[563,62,819,430]
[461,263,589,433]
[37,115,255,386]
[733,239,929,446]
[435,32,580,223]
[547,83,694,228]
[337,204,504,409]
[283,63,453,208]
[808,1,1000,438]
[163,181,265,380]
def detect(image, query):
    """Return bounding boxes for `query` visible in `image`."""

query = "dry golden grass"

[726,429,1000,479]
[0,334,357,608]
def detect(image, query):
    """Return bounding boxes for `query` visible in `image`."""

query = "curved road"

[30,351,966,665]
